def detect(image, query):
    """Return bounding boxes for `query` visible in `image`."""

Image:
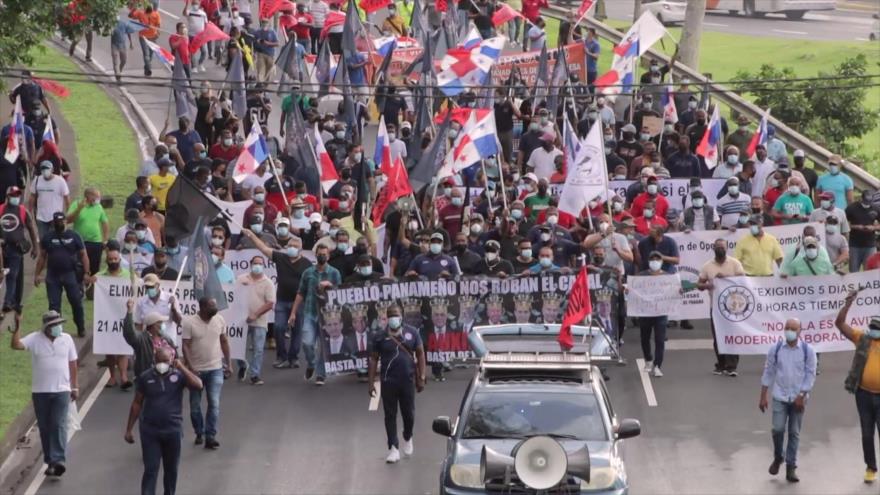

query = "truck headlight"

[579,467,619,491]
[450,464,483,488]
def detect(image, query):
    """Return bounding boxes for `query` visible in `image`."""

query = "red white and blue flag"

[143,38,175,67]
[42,115,55,144]
[4,96,24,163]
[460,27,482,50]
[596,11,666,99]
[696,104,722,169]
[661,84,678,124]
[437,36,506,96]
[374,115,392,170]
[439,109,499,177]
[746,109,771,158]
[314,123,339,193]
[233,123,269,183]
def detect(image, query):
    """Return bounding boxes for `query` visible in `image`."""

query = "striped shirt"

[716,192,751,228]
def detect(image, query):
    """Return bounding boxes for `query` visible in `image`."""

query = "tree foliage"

[0,0,126,71]
[732,54,879,155]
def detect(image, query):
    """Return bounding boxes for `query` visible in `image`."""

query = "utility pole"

[632,0,642,24]
[679,0,706,70]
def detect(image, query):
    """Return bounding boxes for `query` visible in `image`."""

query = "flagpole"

[171,254,189,296]
[480,158,493,212]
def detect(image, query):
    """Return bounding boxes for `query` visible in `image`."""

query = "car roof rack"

[468,324,616,368]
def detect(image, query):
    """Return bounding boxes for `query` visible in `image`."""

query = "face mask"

[429,243,442,255]
[388,316,402,329]
[688,101,697,110]
[829,165,840,175]
[540,232,551,243]
[511,209,523,220]
[147,287,159,298]
[358,266,373,276]
[692,198,704,209]
[338,201,349,210]
[714,248,726,259]
[336,242,349,252]
[644,209,654,219]
[448,129,459,139]
[784,330,798,343]
[612,202,623,213]
[352,152,363,162]
[788,186,800,196]
[728,186,739,196]
[640,133,651,142]
[276,226,290,237]
[135,230,146,241]
[315,254,328,265]
[519,248,532,259]
[727,155,738,165]
[486,251,498,262]
[614,174,626,180]
[251,223,263,234]
[54,221,65,233]
[251,264,264,275]
[805,248,818,260]
[211,237,224,247]
[738,215,750,225]
[329,228,339,238]
[8,196,20,206]
[593,256,605,265]
[649,260,663,271]
[282,245,298,258]
[539,257,553,268]
[451,197,463,207]
[768,178,779,189]
[825,225,838,235]
[647,184,658,195]
[41,168,53,179]
[817,200,832,210]
[750,225,761,236]
[528,123,540,132]
[125,242,137,252]
[455,244,467,255]
[155,362,171,374]
[547,215,558,226]
[868,328,880,339]
[470,224,483,235]
[50,325,63,338]
[223,138,233,147]
[212,254,221,264]
[335,131,345,140]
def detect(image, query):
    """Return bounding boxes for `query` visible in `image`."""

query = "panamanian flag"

[436,36,505,97]
[696,105,723,169]
[143,39,175,67]
[438,109,499,177]
[233,123,269,183]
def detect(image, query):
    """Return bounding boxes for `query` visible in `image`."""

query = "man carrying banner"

[733,216,783,277]
[368,304,426,464]
[759,318,816,484]
[632,251,672,378]
[697,239,745,377]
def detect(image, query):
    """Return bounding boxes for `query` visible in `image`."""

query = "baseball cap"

[793,149,805,158]
[430,232,444,242]
[485,240,500,251]
[143,312,168,327]
[622,124,637,134]
[7,186,22,197]
[39,160,53,170]
[829,154,843,166]
[524,172,538,183]
[309,212,322,223]
[540,131,556,142]
[143,273,160,287]
[803,236,819,248]
[819,191,834,200]
[648,250,663,259]
[52,211,66,222]
[275,216,290,227]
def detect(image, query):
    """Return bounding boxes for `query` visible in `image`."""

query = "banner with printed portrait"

[320,272,582,374]
[92,276,249,360]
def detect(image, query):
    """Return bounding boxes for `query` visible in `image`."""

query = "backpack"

[0,203,27,225]
[0,203,31,253]
[774,339,808,365]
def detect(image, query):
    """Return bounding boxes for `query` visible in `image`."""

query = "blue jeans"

[639,316,668,367]
[46,270,85,334]
[3,250,23,310]
[856,388,880,471]
[274,300,300,362]
[32,392,69,465]
[139,425,181,495]
[189,35,206,66]
[508,18,521,44]
[139,36,155,71]
[301,316,325,378]
[772,398,804,467]
[189,369,223,439]
[246,326,267,378]
[850,246,877,273]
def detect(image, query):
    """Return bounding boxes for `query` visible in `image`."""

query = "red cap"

[6,186,22,197]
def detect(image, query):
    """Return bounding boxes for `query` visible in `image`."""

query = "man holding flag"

[696,105,723,170]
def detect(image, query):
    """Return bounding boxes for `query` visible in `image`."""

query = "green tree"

[0,0,126,72]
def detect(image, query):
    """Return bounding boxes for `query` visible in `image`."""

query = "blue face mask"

[358,266,373,277]
[388,316,402,329]
[539,257,552,268]
[147,287,159,299]
[430,243,442,255]
[337,242,349,252]
[869,328,880,340]
[251,264,264,275]
[784,330,798,342]
[50,325,63,338]
[286,247,299,258]
[251,223,263,234]
[276,226,289,237]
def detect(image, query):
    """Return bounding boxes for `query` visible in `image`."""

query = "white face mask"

[692,198,704,209]
[42,169,53,179]
[788,186,800,195]
[612,202,623,213]
[486,252,498,261]
[155,362,171,374]
[540,233,551,242]
[649,260,663,271]
[820,200,831,210]
[825,225,838,235]
[547,215,558,226]
[469,224,482,235]
[805,248,818,260]
[647,184,658,195]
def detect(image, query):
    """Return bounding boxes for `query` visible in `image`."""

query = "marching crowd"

[2,0,880,493]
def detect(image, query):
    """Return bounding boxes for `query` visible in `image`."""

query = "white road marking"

[666,339,714,351]
[772,29,808,35]
[24,370,110,495]
[855,37,871,42]
[160,8,180,20]
[635,358,658,407]
[703,22,729,27]
[368,381,381,411]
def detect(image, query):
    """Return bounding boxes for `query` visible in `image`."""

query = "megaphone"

[565,445,591,484]
[512,436,569,490]
[480,445,514,484]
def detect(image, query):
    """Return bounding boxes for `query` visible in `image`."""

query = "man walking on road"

[236,255,275,385]
[368,305,426,464]
[125,348,203,495]
[835,290,880,484]
[10,311,78,478]
[759,318,816,484]
[697,239,745,377]
[35,211,89,337]
[181,297,230,449]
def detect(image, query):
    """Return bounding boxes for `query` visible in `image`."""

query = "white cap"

[793,149,805,158]
[309,212,322,223]
[524,172,538,183]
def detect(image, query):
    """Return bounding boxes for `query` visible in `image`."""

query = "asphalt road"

[598,0,879,42]
[29,322,874,495]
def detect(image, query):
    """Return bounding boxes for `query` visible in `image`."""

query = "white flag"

[206,196,253,234]
[558,120,608,218]
[631,11,668,56]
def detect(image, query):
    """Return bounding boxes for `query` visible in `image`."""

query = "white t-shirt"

[389,139,407,163]
[29,175,70,223]
[21,332,77,393]
[527,147,563,180]
[241,172,273,194]
[187,8,209,34]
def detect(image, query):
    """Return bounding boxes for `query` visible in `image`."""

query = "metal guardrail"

[542,6,880,191]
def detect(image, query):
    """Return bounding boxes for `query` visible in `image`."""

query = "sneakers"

[250,376,264,386]
[45,463,65,477]
[272,360,289,369]
[238,364,247,381]
[204,438,220,450]
[681,320,694,330]
[727,370,738,377]
[315,376,325,386]
[865,468,877,483]
[785,465,799,483]
[386,446,401,463]
[712,368,724,376]
[195,434,203,445]
[198,65,205,73]
[643,361,653,372]
[769,458,782,475]
[652,366,663,378]
[305,368,315,381]
[402,438,413,456]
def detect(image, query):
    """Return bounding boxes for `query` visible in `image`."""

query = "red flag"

[436,0,448,12]
[372,156,412,224]
[491,4,523,27]
[260,0,292,18]
[433,107,472,126]
[359,0,391,14]
[577,0,595,18]
[189,22,230,54]
[558,267,592,351]
[321,11,346,38]
[33,78,70,99]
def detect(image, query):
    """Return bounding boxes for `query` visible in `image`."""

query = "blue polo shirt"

[135,367,186,433]
[166,129,203,163]
[407,253,460,278]
[372,328,422,385]
[41,230,85,274]
[253,27,279,56]
[637,235,679,273]
[816,172,853,209]
[585,38,600,73]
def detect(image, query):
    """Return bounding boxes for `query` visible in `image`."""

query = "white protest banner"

[225,248,278,283]
[626,273,683,317]
[92,276,248,360]
[550,179,727,208]
[667,223,819,320]
[558,120,607,216]
[712,272,879,354]
[207,196,253,234]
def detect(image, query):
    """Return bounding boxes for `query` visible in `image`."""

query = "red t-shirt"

[292,13,313,40]
[866,253,880,271]
[630,192,669,219]
[634,216,668,236]
[169,34,191,65]
[521,0,547,22]
[201,0,219,19]
[535,209,576,229]
[209,142,242,162]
